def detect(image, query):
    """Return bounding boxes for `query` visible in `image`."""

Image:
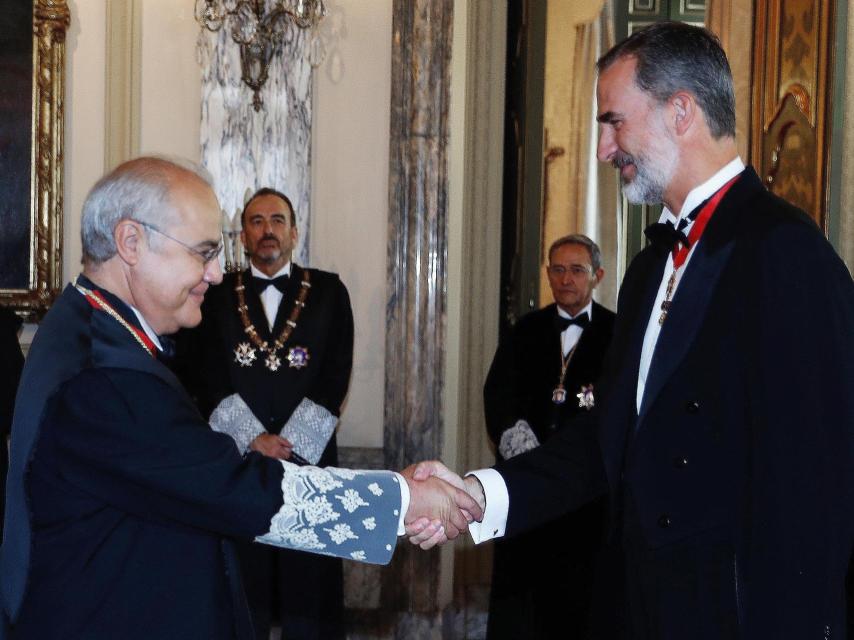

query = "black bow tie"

[644,198,708,253]
[252,274,289,294]
[554,313,589,333]
[644,222,690,253]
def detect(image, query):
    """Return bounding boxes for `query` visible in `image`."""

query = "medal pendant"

[234,342,257,367]
[577,385,595,409]
[552,387,567,404]
[287,346,310,369]
[265,353,281,371]
[658,300,671,325]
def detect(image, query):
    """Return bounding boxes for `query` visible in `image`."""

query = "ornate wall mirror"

[0,0,69,321]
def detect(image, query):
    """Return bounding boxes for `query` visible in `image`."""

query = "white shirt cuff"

[394,471,410,535]
[466,468,509,544]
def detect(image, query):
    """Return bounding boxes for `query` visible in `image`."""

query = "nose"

[597,125,616,163]
[205,256,223,285]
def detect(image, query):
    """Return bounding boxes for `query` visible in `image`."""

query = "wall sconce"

[195,0,327,111]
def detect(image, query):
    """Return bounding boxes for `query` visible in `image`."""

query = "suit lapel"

[270,264,303,337]
[638,170,760,420]
[598,248,667,486]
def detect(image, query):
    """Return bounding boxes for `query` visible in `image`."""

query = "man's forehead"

[246,194,291,215]
[551,244,592,264]
[596,56,639,105]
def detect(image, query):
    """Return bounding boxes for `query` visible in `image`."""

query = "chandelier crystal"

[195,0,327,111]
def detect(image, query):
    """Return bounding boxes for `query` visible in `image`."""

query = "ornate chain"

[234,269,311,370]
[73,277,155,357]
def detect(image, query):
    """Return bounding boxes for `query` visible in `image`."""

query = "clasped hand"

[401,460,486,549]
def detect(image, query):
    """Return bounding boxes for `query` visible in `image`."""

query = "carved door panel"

[751,0,835,231]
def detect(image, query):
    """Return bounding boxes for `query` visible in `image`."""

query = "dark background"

[0,1,34,290]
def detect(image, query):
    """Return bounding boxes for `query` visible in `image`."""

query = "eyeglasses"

[547,264,592,278]
[137,220,223,265]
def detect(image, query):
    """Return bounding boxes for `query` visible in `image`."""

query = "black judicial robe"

[0,278,286,640]
[483,301,615,640]
[177,265,353,639]
[495,168,854,639]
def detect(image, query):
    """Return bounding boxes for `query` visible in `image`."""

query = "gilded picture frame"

[0,0,69,321]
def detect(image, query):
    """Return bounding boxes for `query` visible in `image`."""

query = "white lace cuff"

[209,393,266,454]
[280,398,338,465]
[498,420,540,459]
[256,462,401,564]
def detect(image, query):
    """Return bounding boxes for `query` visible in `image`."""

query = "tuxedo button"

[685,400,700,414]
[674,456,689,468]
[658,515,671,528]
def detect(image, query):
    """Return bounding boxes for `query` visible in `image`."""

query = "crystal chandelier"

[195,0,327,111]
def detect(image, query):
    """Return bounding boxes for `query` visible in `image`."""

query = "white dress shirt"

[558,301,593,356]
[131,307,163,352]
[250,262,292,330]
[635,156,744,412]
[468,157,745,545]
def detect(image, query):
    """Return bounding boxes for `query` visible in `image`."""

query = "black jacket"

[497,168,854,639]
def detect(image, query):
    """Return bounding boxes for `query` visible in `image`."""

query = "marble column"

[199,15,313,265]
[383,0,454,635]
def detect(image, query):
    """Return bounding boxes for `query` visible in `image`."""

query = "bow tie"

[644,222,690,253]
[554,313,589,333]
[252,274,289,294]
[644,199,706,253]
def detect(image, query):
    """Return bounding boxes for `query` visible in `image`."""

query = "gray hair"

[81,156,214,265]
[597,21,736,139]
[548,234,602,272]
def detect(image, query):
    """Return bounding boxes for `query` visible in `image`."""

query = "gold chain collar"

[234,269,311,362]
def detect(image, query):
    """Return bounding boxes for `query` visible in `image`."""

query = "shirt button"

[674,457,689,468]
[658,514,671,528]
[685,400,700,414]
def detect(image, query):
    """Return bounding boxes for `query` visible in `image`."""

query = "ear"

[670,91,696,136]
[240,228,247,249]
[593,268,605,285]
[114,219,145,266]
[290,225,299,246]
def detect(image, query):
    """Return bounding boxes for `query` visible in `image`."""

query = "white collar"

[557,300,593,321]
[659,156,745,225]
[130,307,163,351]
[250,261,291,280]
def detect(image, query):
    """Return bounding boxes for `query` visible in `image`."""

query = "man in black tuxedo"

[178,188,353,640]
[408,22,854,640]
[483,234,614,639]
[0,157,480,640]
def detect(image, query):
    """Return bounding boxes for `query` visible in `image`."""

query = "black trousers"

[237,542,344,640]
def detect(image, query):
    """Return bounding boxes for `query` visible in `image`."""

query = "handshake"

[400,461,486,549]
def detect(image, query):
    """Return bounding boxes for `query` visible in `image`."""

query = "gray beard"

[622,168,666,205]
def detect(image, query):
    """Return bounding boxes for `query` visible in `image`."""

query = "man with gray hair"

[0,157,481,639]
[409,21,854,640]
[483,233,615,639]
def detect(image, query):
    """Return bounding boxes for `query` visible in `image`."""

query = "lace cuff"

[498,420,540,460]
[209,393,266,454]
[280,398,338,464]
[256,462,401,564]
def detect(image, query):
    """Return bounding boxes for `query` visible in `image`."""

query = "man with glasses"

[483,234,615,639]
[176,187,354,640]
[0,157,481,639]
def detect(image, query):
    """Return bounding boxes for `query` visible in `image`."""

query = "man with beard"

[178,188,353,640]
[407,22,854,640]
